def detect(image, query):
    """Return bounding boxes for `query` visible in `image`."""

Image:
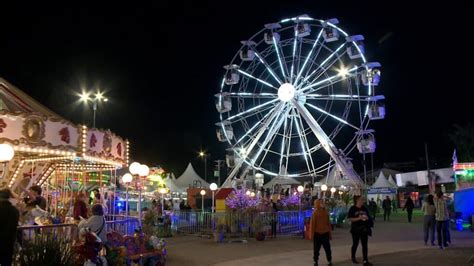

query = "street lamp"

[198,151,209,181]
[121,173,133,217]
[210,183,218,213]
[200,189,206,212]
[297,185,304,235]
[321,184,328,199]
[330,187,336,198]
[159,187,168,214]
[78,90,109,128]
[0,143,15,179]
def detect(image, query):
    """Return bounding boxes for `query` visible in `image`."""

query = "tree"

[449,123,474,162]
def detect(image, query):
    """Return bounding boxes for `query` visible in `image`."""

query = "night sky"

[1,1,472,178]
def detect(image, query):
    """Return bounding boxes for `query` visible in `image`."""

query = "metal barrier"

[106,217,140,235]
[16,223,79,247]
[171,210,313,236]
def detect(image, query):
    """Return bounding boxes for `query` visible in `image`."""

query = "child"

[310,199,332,266]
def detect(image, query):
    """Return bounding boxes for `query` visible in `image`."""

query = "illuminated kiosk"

[0,78,129,209]
[453,162,474,230]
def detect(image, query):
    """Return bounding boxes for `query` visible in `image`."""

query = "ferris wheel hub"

[277,83,295,102]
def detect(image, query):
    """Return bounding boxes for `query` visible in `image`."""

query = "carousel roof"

[263,176,300,188]
[0,78,64,119]
[175,163,209,189]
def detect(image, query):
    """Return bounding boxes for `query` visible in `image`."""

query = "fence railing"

[106,217,140,235]
[16,223,79,247]
[171,210,313,237]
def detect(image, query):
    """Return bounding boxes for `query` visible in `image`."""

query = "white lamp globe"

[138,164,150,177]
[200,189,206,196]
[122,173,133,183]
[297,185,304,193]
[330,187,336,193]
[210,183,218,191]
[129,162,141,175]
[321,184,328,192]
[250,192,256,197]
[159,187,167,194]
[246,190,251,196]
[0,143,15,162]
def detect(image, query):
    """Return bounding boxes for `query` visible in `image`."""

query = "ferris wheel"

[215,14,385,188]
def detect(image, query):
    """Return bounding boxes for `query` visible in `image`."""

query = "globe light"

[250,192,256,197]
[246,190,251,196]
[210,183,218,191]
[200,189,206,196]
[278,83,295,102]
[0,143,15,162]
[321,184,328,191]
[129,162,141,175]
[297,185,304,193]
[159,187,168,194]
[338,191,343,195]
[330,187,337,193]
[122,173,133,183]
[138,164,150,177]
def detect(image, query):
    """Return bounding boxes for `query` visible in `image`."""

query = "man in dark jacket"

[382,196,391,221]
[0,188,20,266]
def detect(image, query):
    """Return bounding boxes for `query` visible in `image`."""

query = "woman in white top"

[421,194,436,245]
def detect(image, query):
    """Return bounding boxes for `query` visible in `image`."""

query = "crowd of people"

[309,191,454,266]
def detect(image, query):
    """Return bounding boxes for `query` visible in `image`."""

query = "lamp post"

[79,91,108,128]
[198,151,209,181]
[159,187,168,214]
[129,162,147,227]
[0,143,15,179]
[121,173,133,218]
[210,183,218,213]
[321,184,328,199]
[297,185,304,235]
[330,187,336,198]
[200,189,206,212]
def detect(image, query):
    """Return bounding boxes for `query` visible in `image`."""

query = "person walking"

[0,189,20,266]
[348,195,373,266]
[382,196,391,221]
[270,199,278,239]
[434,191,449,249]
[421,194,436,245]
[368,198,377,221]
[403,197,415,223]
[310,199,332,266]
[391,197,398,214]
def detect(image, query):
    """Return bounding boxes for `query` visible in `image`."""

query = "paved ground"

[165,210,474,266]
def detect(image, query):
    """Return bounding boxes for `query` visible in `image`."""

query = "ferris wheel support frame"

[291,99,362,186]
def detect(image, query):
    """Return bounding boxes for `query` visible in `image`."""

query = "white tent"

[175,163,210,189]
[166,176,184,193]
[387,175,397,188]
[371,172,393,188]
[263,177,300,189]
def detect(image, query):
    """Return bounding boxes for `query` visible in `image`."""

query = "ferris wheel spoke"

[232,108,275,148]
[227,92,277,98]
[237,69,279,89]
[227,104,275,124]
[299,42,347,88]
[272,36,289,82]
[293,111,313,175]
[253,49,283,85]
[295,112,317,176]
[290,30,298,82]
[278,111,289,177]
[305,94,373,101]
[226,98,279,122]
[294,28,324,87]
[248,105,289,168]
[305,103,361,131]
[300,65,362,93]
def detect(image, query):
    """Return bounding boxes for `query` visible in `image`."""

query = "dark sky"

[1,1,472,177]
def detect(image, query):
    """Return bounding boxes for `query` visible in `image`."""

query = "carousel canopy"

[175,163,209,189]
[263,176,300,188]
[0,78,129,191]
[166,175,184,193]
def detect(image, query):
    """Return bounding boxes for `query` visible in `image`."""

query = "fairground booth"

[0,78,129,216]
[453,163,474,230]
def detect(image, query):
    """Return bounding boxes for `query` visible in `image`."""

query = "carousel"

[0,78,129,223]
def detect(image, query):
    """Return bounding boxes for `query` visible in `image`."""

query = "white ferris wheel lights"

[321,184,328,191]
[337,66,349,77]
[237,69,277,89]
[278,83,295,102]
